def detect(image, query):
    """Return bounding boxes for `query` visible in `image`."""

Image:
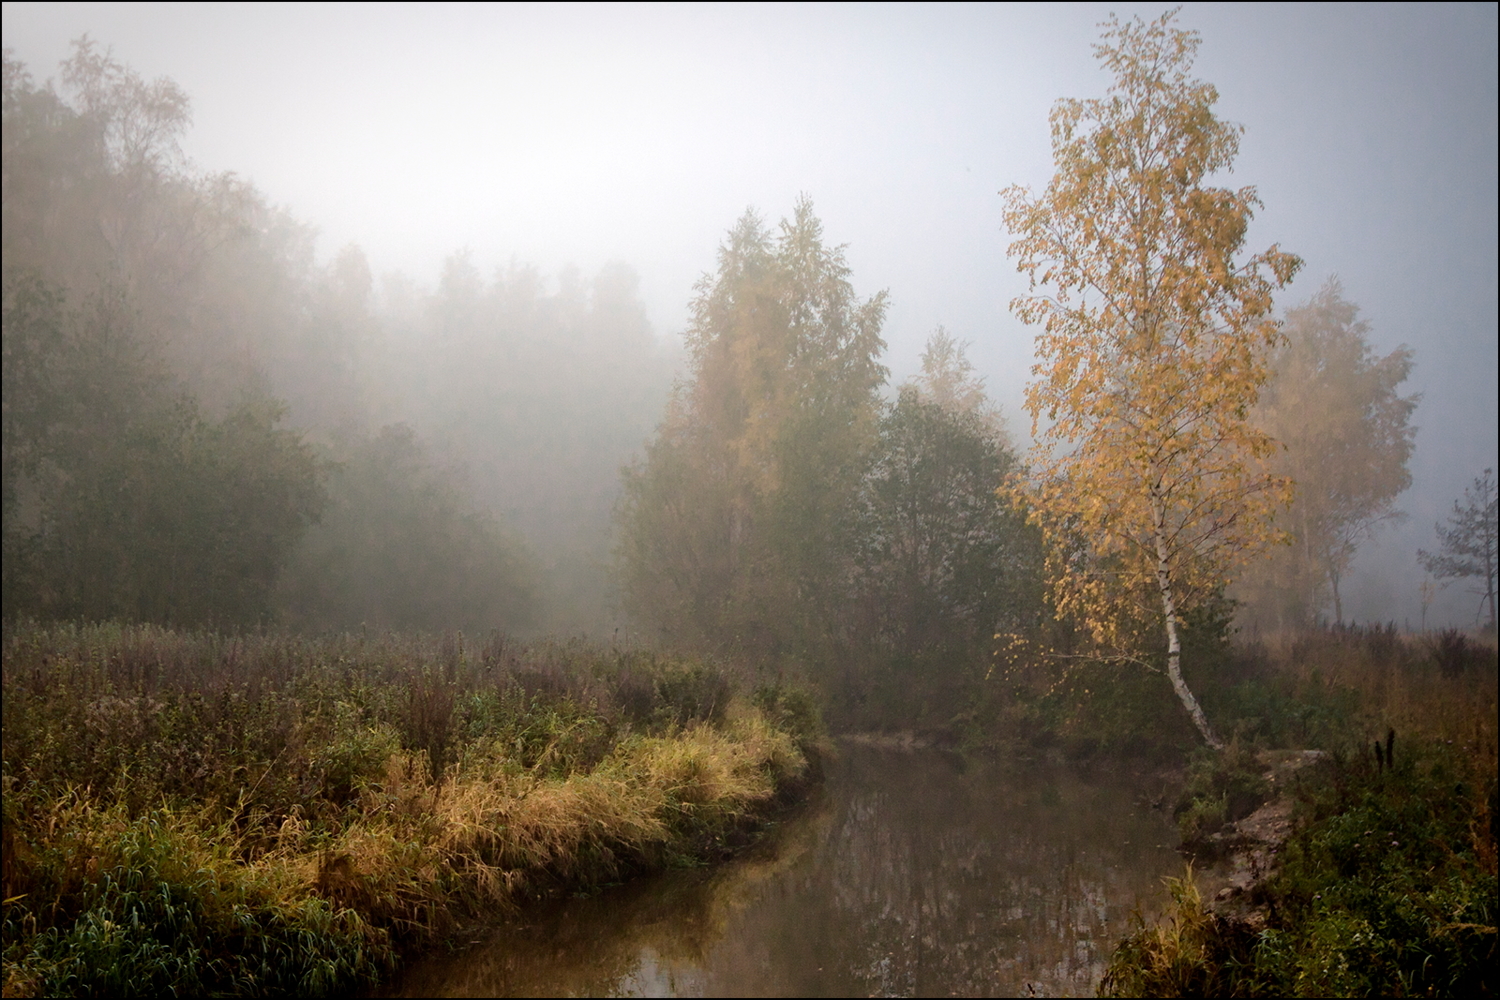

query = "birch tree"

[1002,11,1301,748]
[1242,278,1419,628]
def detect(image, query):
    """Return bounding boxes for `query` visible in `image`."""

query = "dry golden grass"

[2,623,816,996]
[143,710,808,934]
[1258,625,1494,712]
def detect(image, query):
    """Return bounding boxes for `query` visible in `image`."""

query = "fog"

[3,2,1495,630]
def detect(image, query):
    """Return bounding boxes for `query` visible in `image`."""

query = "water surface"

[382,740,1180,997]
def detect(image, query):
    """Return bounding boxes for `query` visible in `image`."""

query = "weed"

[1175,740,1270,845]
[1100,650,1497,997]
[1,621,815,997]
[1099,868,1258,998]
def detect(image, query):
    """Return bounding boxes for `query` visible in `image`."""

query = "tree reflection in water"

[380,742,1178,998]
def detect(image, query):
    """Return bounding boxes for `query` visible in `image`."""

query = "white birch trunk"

[1152,495,1224,750]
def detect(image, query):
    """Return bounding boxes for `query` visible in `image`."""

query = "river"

[378,738,1181,997]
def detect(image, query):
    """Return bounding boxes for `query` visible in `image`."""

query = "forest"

[2,12,1496,998]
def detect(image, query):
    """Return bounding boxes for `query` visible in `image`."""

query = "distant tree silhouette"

[1421,469,1498,634]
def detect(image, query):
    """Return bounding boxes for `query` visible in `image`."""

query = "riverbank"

[0,623,821,998]
[375,737,1182,997]
[1099,628,1498,997]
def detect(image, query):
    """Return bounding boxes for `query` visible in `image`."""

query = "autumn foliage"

[1003,11,1301,746]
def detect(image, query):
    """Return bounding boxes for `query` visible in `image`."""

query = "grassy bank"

[0,622,821,997]
[1098,626,1497,997]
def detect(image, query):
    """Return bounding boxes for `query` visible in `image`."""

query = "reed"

[1,621,816,997]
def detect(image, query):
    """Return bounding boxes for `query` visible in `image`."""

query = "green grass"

[1099,626,1498,998]
[1,622,819,997]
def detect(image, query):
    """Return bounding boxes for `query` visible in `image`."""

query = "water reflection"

[381,741,1178,997]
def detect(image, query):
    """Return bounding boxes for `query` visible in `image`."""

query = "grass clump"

[1099,870,1257,998]
[1100,626,1498,998]
[2,793,390,997]
[1,622,817,997]
[1174,740,1270,846]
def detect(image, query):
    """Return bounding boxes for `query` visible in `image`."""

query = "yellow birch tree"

[1002,10,1301,748]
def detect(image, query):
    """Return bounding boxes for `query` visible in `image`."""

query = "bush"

[1102,735,1498,997]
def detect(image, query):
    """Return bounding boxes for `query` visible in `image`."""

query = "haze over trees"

[617,201,890,661]
[1421,469,1499,634]
[401,252,674,631]
[907,326,1008,439]
[1,41,673,632]
[616,204,1045,718]
[0,13,1494,1000]
[1,276,324,625]
[1,45,328,626]
[1002,11,1302,748]
[0,19,1477,711]
[1238,278,1420,630]
[4,35,1046,671]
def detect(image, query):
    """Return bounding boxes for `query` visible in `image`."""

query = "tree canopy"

[852,385,1038,661]
[907,327,1008,441]
[1240,277,1419,628]
[3,40,670,634]
[1002,10,1301,747]
[617,199,887,660]
[1,275,325,625]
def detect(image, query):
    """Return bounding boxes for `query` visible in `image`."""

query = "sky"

[3,2,1496,628]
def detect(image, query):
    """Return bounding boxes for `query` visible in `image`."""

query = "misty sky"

[4,2,1496,628]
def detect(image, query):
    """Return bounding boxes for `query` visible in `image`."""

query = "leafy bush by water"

[1174,740,1270,844]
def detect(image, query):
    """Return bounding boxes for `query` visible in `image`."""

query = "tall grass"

[979,620,1498,765]
[1099,625,1498,997]
[1,622,817,997]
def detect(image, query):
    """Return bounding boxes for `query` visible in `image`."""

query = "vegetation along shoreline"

[2,7,1495,996]
[1098,626,1496,998]
[0,622,824,997]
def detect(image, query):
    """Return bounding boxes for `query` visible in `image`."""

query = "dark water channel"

[380,740,1181,998]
